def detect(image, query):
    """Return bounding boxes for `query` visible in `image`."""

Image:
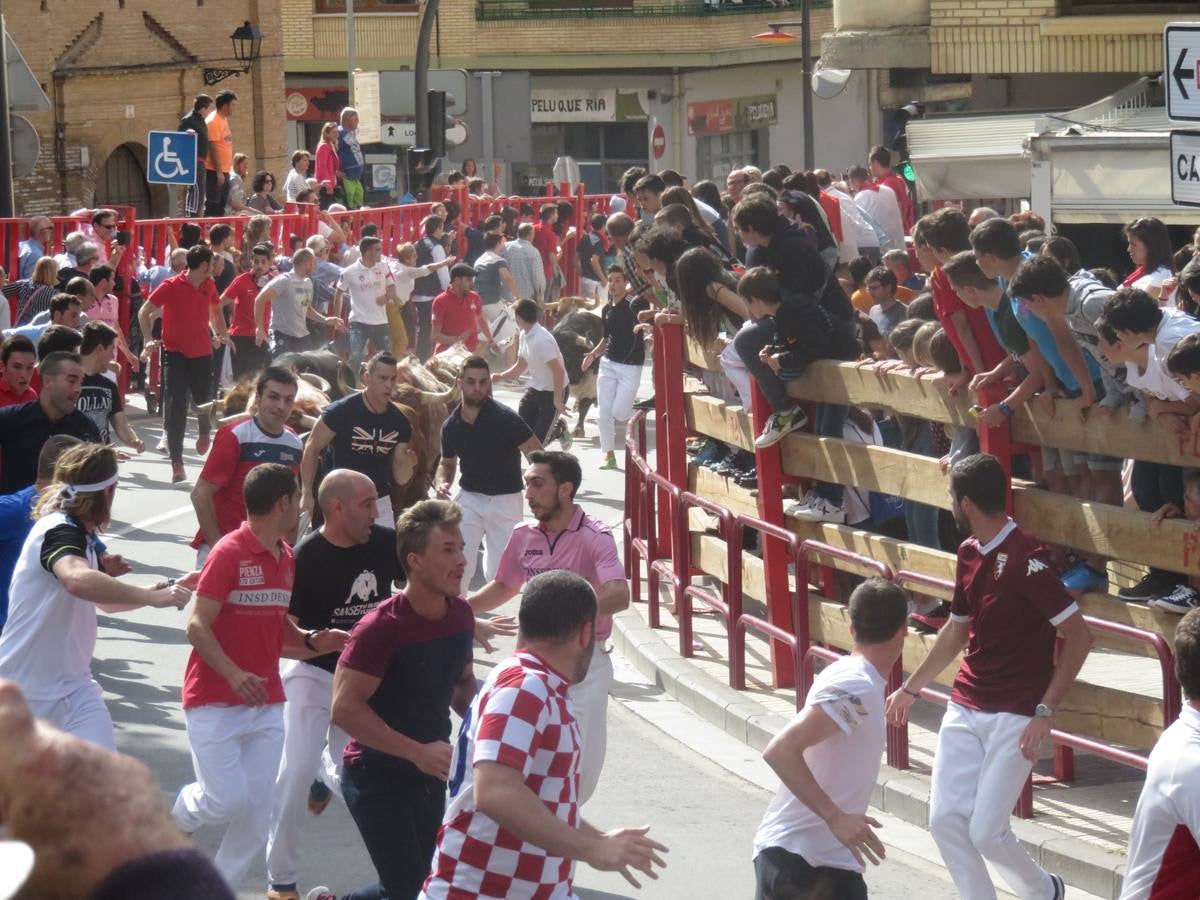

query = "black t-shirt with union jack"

[320,392,412,497]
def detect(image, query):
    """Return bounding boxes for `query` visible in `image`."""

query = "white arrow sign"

[1171,130,1200,207]
[1166,23,1200,122]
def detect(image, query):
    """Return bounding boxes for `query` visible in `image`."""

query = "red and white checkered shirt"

[421,649,582,900]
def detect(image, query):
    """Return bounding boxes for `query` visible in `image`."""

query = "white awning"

[906,114,1047,201]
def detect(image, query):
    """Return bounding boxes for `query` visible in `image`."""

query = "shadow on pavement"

[576,888,635,900]
[97,615,190,645]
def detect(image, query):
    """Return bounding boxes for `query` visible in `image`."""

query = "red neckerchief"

[1121,265,1145,288]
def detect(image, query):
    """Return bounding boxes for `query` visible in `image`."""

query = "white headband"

[59,472,119,500]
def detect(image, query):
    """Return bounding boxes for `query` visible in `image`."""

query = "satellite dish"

[812,65,851,100]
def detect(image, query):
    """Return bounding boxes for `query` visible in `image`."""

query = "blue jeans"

[341,761,446,900]
[348,323,392,381]
[814,402,846,506]
[903,420,940,550]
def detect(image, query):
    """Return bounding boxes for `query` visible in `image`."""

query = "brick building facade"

[7,0,286,219]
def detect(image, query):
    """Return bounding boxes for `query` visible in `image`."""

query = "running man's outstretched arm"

[884,618,969,725]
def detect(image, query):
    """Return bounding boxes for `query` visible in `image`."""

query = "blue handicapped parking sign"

[147,130,198,186]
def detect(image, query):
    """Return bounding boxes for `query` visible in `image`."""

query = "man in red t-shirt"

[886,454,1092,900]
[222,242,274,379]
[532,203,560,283]
[190,366,301,568]
[0,335,38,407]
[914,208,1005,393]
[138,245,231,483]
[172,464,348,891]
[869,145,914,234]
[431,264,493,354]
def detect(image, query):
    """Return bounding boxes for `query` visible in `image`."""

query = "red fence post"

[749,381,797,688]
[654,323,688,561]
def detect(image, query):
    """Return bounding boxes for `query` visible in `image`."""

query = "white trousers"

[375,495,395,529]
[719,333,754,409]
[596,357,642,454]
[929,702,1054,900]
[457,489,524,589]
[196,544,212,569]
[569,645,613,805]
[266,661,349,888]
[28,679,114,750]
[174,703,285,889]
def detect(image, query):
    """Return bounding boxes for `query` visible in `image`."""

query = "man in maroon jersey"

[885,453,1093,900]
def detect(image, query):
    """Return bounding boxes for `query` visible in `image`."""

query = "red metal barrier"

[677,491,739,662]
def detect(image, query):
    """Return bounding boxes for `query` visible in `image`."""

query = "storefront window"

[696,130,768,184]
[525,124,648,194]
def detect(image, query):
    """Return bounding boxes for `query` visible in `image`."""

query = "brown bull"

[390,354,463,511]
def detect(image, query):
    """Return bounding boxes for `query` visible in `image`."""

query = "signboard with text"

[687,94,777,136]
[1166,23,1200,122]
[530,88,648,123]
[353,71,382,144]
[1170,130,1200,207]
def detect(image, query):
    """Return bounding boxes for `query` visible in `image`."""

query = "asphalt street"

[82,381,1042,899]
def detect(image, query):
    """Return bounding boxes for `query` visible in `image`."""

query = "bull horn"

[298,372,332,395]
[197,399,227,430]
[217,413,245,427]
[336,364,355,396]
[416,386,457,404]
[294,413,320,431]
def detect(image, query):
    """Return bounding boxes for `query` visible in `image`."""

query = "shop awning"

[906,113,1048,201]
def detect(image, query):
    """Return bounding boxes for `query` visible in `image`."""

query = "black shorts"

[754,846,867,900]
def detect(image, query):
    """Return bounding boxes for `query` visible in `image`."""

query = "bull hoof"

[572,425,585,438]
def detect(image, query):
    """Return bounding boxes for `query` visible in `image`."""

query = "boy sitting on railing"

[735,266,860,524]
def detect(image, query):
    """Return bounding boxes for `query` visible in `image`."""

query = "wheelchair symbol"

[153,138,188,180]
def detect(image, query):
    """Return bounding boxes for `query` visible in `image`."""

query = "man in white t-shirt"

[334,236,398,382]
[255,248,344,357]
[492,298,571,448]
[753,578,909,899]
[848,166,904,252]
[1119,607,1200,899]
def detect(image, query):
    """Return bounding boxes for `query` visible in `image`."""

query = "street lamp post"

[414,0,440,149]
[203,21,264,86]
[752,2,813,170]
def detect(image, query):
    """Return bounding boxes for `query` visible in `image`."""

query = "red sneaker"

[171,464,186,484]
[196,434,211,456]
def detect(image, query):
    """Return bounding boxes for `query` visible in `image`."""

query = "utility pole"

[346,0,356,105]
[0,16,15,217]
[800,0,813,171]
[414,0,440,148]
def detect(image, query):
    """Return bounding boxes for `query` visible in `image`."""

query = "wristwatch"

[303,630,318,652]
[1034,703,1054,718]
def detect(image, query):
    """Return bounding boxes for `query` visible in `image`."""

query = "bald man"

[265,474,514,900]
[265,469,399,900]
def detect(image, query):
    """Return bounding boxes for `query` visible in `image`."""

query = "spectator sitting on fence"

[1099,288,1200,609]
[735,265,859,524]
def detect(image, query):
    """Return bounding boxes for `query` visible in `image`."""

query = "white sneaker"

[783,490,819,519]
[790,496,845,524]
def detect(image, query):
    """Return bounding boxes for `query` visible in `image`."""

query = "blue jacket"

[0,486,37,629]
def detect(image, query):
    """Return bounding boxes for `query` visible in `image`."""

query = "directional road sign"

[146,130,198,186]
[1166,23,1200,122]
[1171,130,1200,207]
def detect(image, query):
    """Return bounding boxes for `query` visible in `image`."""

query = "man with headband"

[0,443,193,748]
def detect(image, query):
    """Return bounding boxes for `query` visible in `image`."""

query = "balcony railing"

[476,0,828,22]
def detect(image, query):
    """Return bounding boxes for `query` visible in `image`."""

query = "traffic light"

[406,147,440,201]
[428,90,447,159]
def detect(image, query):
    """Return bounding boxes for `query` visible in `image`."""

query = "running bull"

[551,301,603,438]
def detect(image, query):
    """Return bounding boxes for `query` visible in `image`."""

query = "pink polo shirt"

[495,505,625,641]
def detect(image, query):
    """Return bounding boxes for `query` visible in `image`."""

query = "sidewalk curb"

[611,608,1129,900]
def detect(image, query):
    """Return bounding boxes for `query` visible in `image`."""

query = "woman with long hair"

[661,186,717,243]
[246,171,284,214]
[314,122,340,210]
[0,441,191,748]
[240,215,274,272]
[1122,216,1175,299]
[673,246,748,347]
[3,256,60,326]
